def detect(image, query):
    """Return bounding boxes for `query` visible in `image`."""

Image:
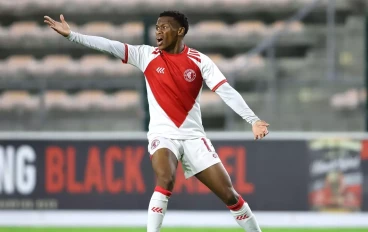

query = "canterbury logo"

[156,67,165,74]
[151,207,163,213]
[236,214,249,220]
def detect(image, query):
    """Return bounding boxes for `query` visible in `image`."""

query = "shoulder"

[187,47,215,67]
[187,48,215,69]
[126,44,157,55]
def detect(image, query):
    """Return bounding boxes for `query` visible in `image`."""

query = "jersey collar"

[161,45,188,56]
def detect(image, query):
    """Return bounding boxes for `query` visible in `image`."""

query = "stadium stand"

[0,0,365,131]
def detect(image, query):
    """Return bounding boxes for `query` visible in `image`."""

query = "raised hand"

[44,14,71,37]
[252,120,269,140]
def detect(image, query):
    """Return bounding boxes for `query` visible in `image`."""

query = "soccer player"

[44,11,269,232]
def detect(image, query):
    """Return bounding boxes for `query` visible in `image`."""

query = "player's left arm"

[201,55,269,140]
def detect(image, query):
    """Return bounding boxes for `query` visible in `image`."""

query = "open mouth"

[157,38,163,46]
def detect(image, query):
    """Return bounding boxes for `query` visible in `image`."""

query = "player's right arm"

[44,14,150,68]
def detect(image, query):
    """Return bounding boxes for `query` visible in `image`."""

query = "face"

[155,16,185,51]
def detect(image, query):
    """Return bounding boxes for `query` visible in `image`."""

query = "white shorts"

[148,136,221,179]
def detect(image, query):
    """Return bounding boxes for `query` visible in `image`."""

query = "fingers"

[44,15,62,32]
[44,20,53,27]
[60,14,65,22]
[44,16,56,27]
[254,129,269,140]
[44,16,56,24]
[254,133,263,140]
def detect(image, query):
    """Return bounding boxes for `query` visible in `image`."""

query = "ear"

[178,27,185,36]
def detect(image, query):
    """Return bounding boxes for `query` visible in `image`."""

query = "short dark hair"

[159,10,189,36]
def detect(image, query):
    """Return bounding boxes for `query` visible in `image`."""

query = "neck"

[164,40,185,54]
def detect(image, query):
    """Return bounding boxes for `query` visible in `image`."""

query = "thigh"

[148,137,181,190]
[181,137,221,179]
[148,136,181,160]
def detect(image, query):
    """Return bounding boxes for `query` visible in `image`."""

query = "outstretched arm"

[215,83,269,140]
[201,54,269,140]
[215,83,259,125]
[44,14,126,60]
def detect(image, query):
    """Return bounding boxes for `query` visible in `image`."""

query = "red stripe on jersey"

[188,50,200,56]
[189,48,199,54]
[152,48,160,54]
[188,55,201,63]
[154,186,172,197]
[144,47,203,127]
[122,43,128,63]
[211,79,227,92]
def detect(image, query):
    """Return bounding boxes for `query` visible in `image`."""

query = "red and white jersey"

[67,31,260,139]
[122,44,227,140]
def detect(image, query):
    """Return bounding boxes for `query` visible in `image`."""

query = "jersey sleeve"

[67,31,153,71]
[124,44,155,71]
[200,55,227,92]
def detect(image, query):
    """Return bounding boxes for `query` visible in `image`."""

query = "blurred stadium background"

[0,0,368,231]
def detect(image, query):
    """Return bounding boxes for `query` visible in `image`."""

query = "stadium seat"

[194,21,227,36]
[0,91,39,111]
[9,21,38,34]
[6,55,35,67]
[112,90,139,110]
[79,55,110,77]
[270,21,304,34]
[41,55,76,77]
[80,22,115,36]
[119,22,144,44]
[200,91,221,107]
[4,55,37,78]
[45,91,73,110]
[207,54,224,63]
[73,90,107,110]
[227,54,266,78]
[232,21,267,36]
[105,59,139,77]
[78,55,139,77]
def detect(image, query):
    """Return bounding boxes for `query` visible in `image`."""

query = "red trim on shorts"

[201,138,211,152]
[211,79,227,92]
[122,43,128,63]
[154,186,172,197]
[227,196,245,211]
